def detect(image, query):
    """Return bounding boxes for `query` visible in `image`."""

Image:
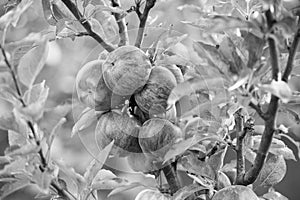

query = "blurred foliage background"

[0,0,300,199]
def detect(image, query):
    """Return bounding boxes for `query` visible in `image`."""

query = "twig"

[50,180,74,200]
[241,9,280,185]
[282,27,300,82]
[249,101,267,120]
[134,0,156,48]
[111,0,129,46]
[0,45,73,200]
[60,0,115,52]
[0,44,25,106]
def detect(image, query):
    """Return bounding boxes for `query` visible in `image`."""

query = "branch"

[0,45,74,200]
[134,0,156,48]
[241,9,280,185]
[50,180,73,200]
[249,101,267,120]
[234,110,246,185]
[111,0,129,46]
[0,44,25,106]
[60,0,115,52]
[282,27,300,82]
[265,9,279,81]
[162,161,181,195]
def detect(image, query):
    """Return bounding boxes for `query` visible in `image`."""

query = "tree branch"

[234,110,246,185]
[249,101,267,120]
[111,0,129,46]
[265,9,279,81]
[241,9,280,185]
[134,0,156,48]
[0,44,25,106]
[60,0,115,52]
[162,161,181,195]
[282,27,300,82]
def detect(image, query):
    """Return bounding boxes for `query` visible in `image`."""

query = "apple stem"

[162,161,181,195]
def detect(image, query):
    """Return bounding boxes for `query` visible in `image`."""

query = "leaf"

[217,171,231,190]
[0,156,11,165]
[92,5,127,15]
[72,107,98,137]
[0,157,27,175]
[7,130,27,146]
[0,84,19,105]
[0,0,33,44]
[0,178,30,199]
[252,136,286,150]
[251,135,296,161]
[260,80,292,103]
[42,0,57,26]
[180,94,228,120]
[8,33,44,66]
[90,18,106,39]
[179,152,217,180]
[193,41,230,75]
[54,160,85,190]
[0,111,25,133]
[84,140,114,185]
[164,134,224,163]
[92,169,117,183]
[92,177,131,190]
[172,183,210,200]
[17,39,49,88]
[256,155,287,187]
[262,188,288,200]
[6,143,39,157]
[108,182,144,197]
[38,101,72,135]
[135,189,170,200]
[17,81,49,121]
[31,167,55,192]
[219,36,245,75]
[168,76,226,105]
[269,146,296,161]
[182,15,258,33]
[46,117,66,160]
[273,16,297,39]
[241,31,265,69]
[207,145,227,173]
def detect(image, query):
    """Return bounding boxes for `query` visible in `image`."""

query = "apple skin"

[102,45,152,96]
[212,185,259,200]
[95,111,143,157]
[75,59,129,111]
[138,118,183,160]
[134,66,177,116]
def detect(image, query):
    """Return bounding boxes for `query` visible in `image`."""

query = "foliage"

[0,0,300,200]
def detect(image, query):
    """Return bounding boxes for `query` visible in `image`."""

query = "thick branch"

[282,27,300,82]
[162,161,181,195]
[134,0,156,48]
[234,110,246,184]
[241,9,280,185]
[60,0,115,52]
[111,0,129,46]
[265,9,279,81]
[243,98,277,185]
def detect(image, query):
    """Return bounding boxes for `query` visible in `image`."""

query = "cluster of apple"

[76,45,184,172]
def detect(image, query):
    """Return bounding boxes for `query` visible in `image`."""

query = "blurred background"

[0,0,300,199]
